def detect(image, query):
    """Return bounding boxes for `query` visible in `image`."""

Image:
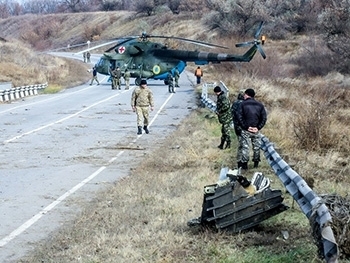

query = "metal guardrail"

[200,81,229,112]
[0,83,48,103]
[260,135,339,262]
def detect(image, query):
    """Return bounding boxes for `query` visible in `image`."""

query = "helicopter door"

[109,60,124,70]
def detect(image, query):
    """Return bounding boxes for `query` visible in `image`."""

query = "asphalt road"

[0,55,197,262]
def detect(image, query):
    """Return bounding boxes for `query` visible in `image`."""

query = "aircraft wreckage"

[188,135,340,263]
[188,168,288,233]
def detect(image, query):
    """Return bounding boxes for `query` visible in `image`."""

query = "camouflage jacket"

[167,72,173,81]
[124,71,130,80]
[216,92,232,124]
[112,69,122,78]
[131,86,154,107]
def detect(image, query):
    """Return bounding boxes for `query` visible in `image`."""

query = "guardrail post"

[9,88,15,101]
[13,87,20,99]
[28,85,33,96]
[33,85,38,95]
[19,86,25,98]
[0,90,4,102]
[4,89,10,102]
[24,86,30,97]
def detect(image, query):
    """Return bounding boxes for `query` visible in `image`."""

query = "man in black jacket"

[237,88,267,169]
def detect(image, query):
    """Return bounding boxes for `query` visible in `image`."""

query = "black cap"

[245,88,255,97]
[214,86,221,93]
[140,79,147,85]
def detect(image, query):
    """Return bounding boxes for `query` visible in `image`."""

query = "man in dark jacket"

[231,90,245,137]
[237,88,267,169]
[214,86,232,149]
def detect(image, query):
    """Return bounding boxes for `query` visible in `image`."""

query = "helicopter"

[78,22,266,86]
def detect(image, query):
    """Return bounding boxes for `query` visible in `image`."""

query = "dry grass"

[2,11,350,262]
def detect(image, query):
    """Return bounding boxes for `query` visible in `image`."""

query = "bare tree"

[60,0,81,12]
[168,0,181,14]
[318,0,350,73]
[134,0,155,16]
[22,0,59,14]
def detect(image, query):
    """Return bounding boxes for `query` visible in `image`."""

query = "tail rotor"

[236,21,266,59]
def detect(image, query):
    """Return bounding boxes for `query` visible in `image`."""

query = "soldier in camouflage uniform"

[112,67,122,90]
[237,88,267,169]
[131,79,154,134]
[167,70,175,93]
[214,86,232,149]
[124,69,131,90]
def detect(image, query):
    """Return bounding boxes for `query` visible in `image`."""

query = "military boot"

[143,126,149,134]
[225,140,231,149]
[137,126,142,135]
[218,138,225,149]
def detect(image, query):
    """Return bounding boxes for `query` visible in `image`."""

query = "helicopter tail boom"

[153,45,260,64]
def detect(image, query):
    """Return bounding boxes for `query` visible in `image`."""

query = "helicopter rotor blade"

[145,35,229,49]
[254,21,264,39]
[257,44,266,59]
[234,21,266,59]
[235,41,255,48]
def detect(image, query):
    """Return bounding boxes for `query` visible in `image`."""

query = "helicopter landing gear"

[135,77,142,86]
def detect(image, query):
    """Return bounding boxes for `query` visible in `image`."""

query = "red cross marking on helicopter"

[118,46,125,54]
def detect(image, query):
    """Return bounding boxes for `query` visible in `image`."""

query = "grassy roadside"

[18,107,332,263]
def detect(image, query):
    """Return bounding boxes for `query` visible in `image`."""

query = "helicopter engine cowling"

[127,45,143,56]
[139,71,154,78]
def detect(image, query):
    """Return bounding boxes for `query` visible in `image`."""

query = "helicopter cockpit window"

[97,58,106,67]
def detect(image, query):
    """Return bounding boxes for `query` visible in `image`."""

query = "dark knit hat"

[245,88,255,97]
[214,86,221,93]
[140,79,147,85]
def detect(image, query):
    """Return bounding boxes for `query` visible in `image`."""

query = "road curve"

[0,56,197,262]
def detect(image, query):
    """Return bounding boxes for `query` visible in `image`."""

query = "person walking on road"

[124,69,131,90]
[90,66,100,85]
[194,66,203,84]
[131,79,154,135]
[86,51,91,63]
[167,70,175,93]
[214,86,232,149]
[236,88,267,170]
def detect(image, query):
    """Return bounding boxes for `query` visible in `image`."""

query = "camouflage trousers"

[90,76,99,85]
[237,130,261,163]
[112,78,121,89]
[168,80,174,93]
[125,79,130,89]
[175,77,179,87]
[136,106,150,127]
[221,122,231,143]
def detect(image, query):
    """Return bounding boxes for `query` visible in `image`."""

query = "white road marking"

[3,89,123,144]
[0,91,174,248]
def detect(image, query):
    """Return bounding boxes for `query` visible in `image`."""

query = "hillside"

[1,11,350,262]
